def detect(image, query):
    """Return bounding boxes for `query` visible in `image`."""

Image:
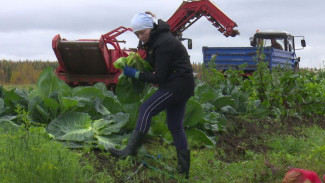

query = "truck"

[202,30,306,73]
[52,0,239,88]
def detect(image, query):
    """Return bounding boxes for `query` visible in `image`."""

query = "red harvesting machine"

[52,0,239,89]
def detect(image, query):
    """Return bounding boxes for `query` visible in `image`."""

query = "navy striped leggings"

[135,89,188,150]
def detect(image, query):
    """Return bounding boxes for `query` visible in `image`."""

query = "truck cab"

[250,31,306,52]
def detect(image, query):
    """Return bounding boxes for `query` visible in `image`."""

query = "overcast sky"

[1,0,324,68]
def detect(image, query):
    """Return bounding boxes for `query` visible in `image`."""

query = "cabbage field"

[1,60,325,182]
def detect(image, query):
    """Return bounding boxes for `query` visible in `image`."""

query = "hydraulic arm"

[167,0,239,39]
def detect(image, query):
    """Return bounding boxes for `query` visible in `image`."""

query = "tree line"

[0,60,59,85]
[0,59,210,85]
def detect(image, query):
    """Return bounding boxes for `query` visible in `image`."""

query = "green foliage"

[200,60,226,90]
[247,68,325,117]
[2,58,325,151]
[186,128,216,147]
[0,67,227,149]
[1,53,325,182]
[2,87,29,115]
[1,68,132,150]
[114,52,153,104]
[304,126,325,162]
[0,127,87,183]
[201,44,325,119]
[15,104,33,130]
[184,125,325,183]
[47,111,128,150]
[268,135,306,155]
[1,68,325,182]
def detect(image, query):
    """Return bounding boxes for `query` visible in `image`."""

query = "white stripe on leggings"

[139,92,173,133]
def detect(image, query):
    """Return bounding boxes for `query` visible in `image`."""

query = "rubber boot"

[177,149,190,179]
[108,130,145,158]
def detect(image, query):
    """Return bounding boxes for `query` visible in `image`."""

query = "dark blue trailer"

[202,46,299,72]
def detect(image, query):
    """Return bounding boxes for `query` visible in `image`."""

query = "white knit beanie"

[131,13,154,32]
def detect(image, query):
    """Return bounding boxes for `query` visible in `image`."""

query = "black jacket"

[138,20,195,100]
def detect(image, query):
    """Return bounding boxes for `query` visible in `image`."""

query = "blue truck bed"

[202,47,298,72]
